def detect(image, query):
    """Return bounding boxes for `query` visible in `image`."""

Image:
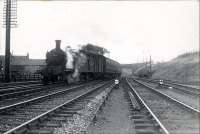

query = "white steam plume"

[72,52,87,81]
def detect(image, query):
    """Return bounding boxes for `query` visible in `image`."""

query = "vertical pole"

[145,58,147,70]
[150,55,152,74]
[5,0,11,82]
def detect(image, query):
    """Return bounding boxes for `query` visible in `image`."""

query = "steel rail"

[126,78,170,134]
[157,79,199,90]
[132,78,200,114]
[164,82,200,93]
[137,77,200,91]
[137,77,199,96]
[0,84,42,91]
[162,83,199,96]
[0,83,63,100]
[3,81,112,134]
[0,83,42,89]
[0,84,44,95]
[0,83,87,111]
[0,81,41,88]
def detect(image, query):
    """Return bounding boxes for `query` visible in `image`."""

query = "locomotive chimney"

[55,40,61,49]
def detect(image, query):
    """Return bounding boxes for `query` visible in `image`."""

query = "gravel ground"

[140,81,199,110]
[86,85,136,134]
[130,80,199,134]
[53,84,114,134]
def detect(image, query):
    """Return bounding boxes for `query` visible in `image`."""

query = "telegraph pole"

[5,0,11,82]
[149,55,152,74]
[3,0,17,82]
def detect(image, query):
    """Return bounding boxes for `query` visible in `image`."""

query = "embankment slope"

[152,52,199,85]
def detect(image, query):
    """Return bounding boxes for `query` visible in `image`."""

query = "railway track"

[132,78,200,110]
[163,80,199,90]
[127,78,199,134]
[124,79,169,134]
[0,83,60,101]
[163,81,200,95]
[136,77,199,95]
[0,80,109,133]
[0,81,41,89]
[0,81,97,107]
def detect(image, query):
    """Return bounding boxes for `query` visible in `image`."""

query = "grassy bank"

[152,52,199,85]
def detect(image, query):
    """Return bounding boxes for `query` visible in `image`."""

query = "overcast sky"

[0,1,199,64]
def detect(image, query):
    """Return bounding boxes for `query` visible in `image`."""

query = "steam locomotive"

[41,40,121,83]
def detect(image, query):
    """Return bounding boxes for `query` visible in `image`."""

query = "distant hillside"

[152,52,199,85]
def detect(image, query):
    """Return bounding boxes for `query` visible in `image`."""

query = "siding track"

[127,78,199,134]
[136,77,199,96]
[134,78,200,111]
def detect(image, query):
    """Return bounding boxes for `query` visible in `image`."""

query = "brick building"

[0,54,46,74]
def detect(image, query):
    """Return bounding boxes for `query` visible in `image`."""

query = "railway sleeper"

[42,118,73,124]
[136,128,157,134]
[47,116,68,122]
[55,110,78,114]
[1,115,32,120]
[18,108,50,112]
[134,123,158,129]
[10,112,42,116]
[37,122,62,128]
[63,103,84,107]
[131,114,148,119]
[30,104,59,107]
[132,118,152,123]
[27,129,54,134]
[54,110,75,115]
[0,121,20,126]
[61,107,83,111]
[52,113,73,117]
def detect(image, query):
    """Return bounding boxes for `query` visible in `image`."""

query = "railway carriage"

[78,50,105,80]
[105,58,121,78]
[79,50,121,80]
